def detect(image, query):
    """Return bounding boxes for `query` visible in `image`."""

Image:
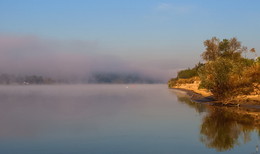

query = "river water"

[0,84,259,154]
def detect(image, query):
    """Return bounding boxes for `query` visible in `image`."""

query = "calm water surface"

[0,84,259,154]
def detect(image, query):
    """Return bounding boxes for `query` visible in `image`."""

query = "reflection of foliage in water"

[171,89,260,152]
[200,107,260,152]
[172,90,206,114]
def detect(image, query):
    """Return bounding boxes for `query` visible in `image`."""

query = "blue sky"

[0,0,260,80]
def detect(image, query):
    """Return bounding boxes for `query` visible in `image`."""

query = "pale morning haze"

[0,1,260,154]
[1,0,259,82]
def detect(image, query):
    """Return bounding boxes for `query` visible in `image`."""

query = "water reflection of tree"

[200,107,260,152]
[171,89,260,152]
[172,90,206,114]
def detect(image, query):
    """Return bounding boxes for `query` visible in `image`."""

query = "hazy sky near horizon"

[0,0,260,81]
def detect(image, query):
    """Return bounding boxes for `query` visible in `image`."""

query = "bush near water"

[168,37,260,101]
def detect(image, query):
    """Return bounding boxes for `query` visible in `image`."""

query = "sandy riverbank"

[173,83,212,97]
[172,82,260,105]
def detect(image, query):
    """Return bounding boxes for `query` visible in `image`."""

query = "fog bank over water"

[0,35,178,82]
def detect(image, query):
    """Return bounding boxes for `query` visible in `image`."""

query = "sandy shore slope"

[173,82,260,102]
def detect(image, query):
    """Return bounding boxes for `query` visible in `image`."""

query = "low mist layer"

[0,35,165,83]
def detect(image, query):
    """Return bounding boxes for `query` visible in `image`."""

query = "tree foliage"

[201,37,246,61]
[177,62,204,79]
[168,37,259,102]
[199,58,256,100]
[199,37,259,101]
[168,63,203,87]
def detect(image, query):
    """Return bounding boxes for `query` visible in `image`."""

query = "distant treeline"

[88,72,161,84]
[0,72,161,85]
[0,74,55,85]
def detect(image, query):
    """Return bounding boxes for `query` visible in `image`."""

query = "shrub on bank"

[198,37,259,101]
[168,37,259,102]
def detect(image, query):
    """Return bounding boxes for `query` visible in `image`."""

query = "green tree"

[201,37,220,61]
[199,37,256,101]
[199,58,234,100]
[201,37,246,62]
[177,62,204,79]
